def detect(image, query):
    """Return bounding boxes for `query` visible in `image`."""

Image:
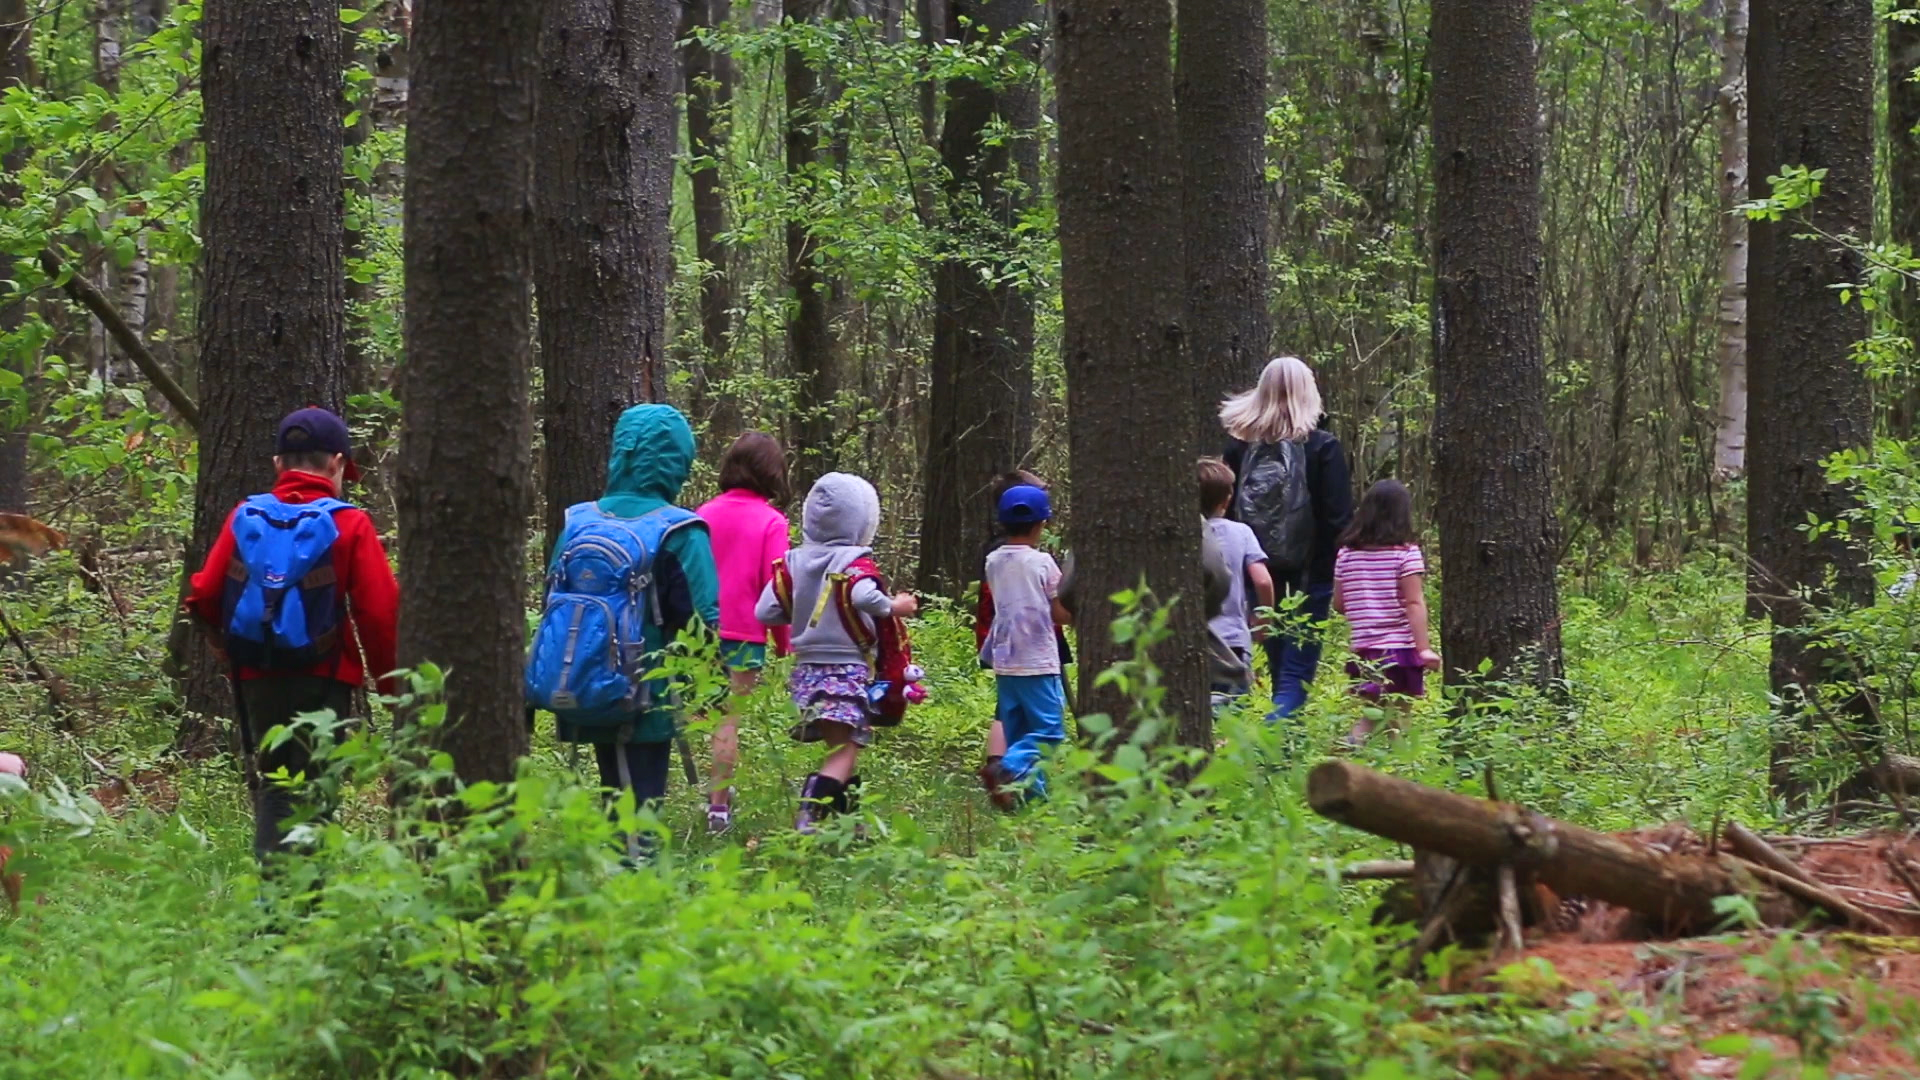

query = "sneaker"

[978,760,1017,812]
[707,805,733,835]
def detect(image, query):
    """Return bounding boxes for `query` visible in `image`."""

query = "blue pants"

[1264,583,1334,721]
[997,674,1067,798]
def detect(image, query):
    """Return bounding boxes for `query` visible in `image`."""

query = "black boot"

[841,774,868,840]
[795,773,845,835]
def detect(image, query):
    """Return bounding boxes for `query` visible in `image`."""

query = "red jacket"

[186,471,400,695]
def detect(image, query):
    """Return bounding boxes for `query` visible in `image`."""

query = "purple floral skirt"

[788,663,875,747]
[1346,647,1426,701]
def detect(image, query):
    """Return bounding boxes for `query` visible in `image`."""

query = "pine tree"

[188,0,347,719]
[1176,0,1268,454]
[1054,0,1207,745]
[395,0,540,785]
[533,0,676,556]
[0,0,30,516]
[785,0,837,491]
[1429,0,1564,684]
[1746,0,1875,801]
[919,0,1040,594]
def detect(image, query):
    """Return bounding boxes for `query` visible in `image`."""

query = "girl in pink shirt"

[695,432,793,832]
[1332,479,1440,743]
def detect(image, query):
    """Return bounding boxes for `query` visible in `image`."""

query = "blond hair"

[1218,356,1323,444]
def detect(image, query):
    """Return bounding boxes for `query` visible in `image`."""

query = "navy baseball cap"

[276,406,361,481]
[997,484,1053,525]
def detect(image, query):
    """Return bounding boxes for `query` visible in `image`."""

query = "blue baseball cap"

[276,406,361,480]
[998,484,1052,526]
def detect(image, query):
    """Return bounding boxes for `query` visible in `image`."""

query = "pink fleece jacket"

[697,488,794,653]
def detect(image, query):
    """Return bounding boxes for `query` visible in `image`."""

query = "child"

[1199,457,1275,704]
[1331,479,1440,742]
[533,404,719,856]
[973,470,1073,801]
[186,406,399,861]
[695,432,794,834]
[756,472,917,833]
[982,485,1071,803]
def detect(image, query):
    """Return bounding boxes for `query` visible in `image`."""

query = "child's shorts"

[720,640,768,672]
[788,663,875,747]
[1346,647,1426,701]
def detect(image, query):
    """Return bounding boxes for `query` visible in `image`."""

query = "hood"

[800,472,879,548]
[604,404,694,502]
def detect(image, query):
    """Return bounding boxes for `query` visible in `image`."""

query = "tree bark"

[918,0,1039,595]
[1429,0,1563,686]
[0,0,30,517]
[683,0,734,366]
[1712,0,1750,480]
[785,0,838,492]
[1746,0,1876,803]
[1054,0,1207,745]
[533,0,674,558]
[396,0,539,787]
[1176,0,1268,455]
[1890,0,1920,437]
[0,0,29,517]
[189,0,348,717]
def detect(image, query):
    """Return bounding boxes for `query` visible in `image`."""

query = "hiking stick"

[676,735,699,788]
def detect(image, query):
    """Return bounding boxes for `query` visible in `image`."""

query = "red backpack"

[772,555,925,725]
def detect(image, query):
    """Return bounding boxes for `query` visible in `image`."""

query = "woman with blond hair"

[1221,356,1353,721]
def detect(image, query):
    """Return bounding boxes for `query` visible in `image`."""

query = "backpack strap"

[832,557,884,657]
[771,557,794,618]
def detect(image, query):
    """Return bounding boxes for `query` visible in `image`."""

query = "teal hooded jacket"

[547,404,720,745]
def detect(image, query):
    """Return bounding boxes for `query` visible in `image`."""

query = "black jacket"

[1224,424,1353,589]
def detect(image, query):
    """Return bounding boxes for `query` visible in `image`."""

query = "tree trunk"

[0,0,29,517]
[1054,0,1207,746]
[682,0,738,438]
[786,0,837,491]
[1890,0,1920,437]
[1746,0,1876,803]
[1712,0,1750,480]
[533,0,674,558]
[1175,0,1268,455]
[1429,0,1563,686]
[189,0,348,718]
[918,0,1040,595]
[396,0,539,787]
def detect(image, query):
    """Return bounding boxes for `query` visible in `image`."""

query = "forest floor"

[1,549,1918,1076]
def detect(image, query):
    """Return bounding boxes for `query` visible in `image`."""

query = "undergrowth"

[0,549,1831,1079]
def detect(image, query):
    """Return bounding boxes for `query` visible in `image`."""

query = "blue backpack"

[220,494,352,671]
[524,504,705,730]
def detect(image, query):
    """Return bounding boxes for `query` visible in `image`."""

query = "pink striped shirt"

[1335,544,1426,650]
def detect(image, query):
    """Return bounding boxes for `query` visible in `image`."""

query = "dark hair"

[1339,479,1417,550]
[990,469,1047,503]
[1197,457,1234,514]
[276,450,341,475]
[1004,519,1045,539]
[717,431,790,504]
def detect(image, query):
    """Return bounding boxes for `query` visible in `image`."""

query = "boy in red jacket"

[185,407,398,860]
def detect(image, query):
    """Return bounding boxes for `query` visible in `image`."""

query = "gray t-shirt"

[1206,517,1268,653]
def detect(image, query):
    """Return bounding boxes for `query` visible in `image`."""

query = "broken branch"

[37,249,200,429]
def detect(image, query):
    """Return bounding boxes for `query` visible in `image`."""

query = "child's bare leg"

[709,667,758,807]
[818,725,860,783]
[985,719,1007,758]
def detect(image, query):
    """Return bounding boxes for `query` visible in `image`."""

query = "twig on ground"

[0,597,71,717]
[1341,859,1416,881]
[1726,856,1894,935]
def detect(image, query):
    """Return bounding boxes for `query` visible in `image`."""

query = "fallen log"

[1308,761,1795,934]
[1340,859,1416,881]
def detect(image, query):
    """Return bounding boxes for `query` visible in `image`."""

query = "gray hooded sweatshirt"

[755,472,894,667]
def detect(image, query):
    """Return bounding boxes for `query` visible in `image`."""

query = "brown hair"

[1197,457,1235,515]
[1339,478,1418,550]
[717,431,790,504]
[990,469,1047,503]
